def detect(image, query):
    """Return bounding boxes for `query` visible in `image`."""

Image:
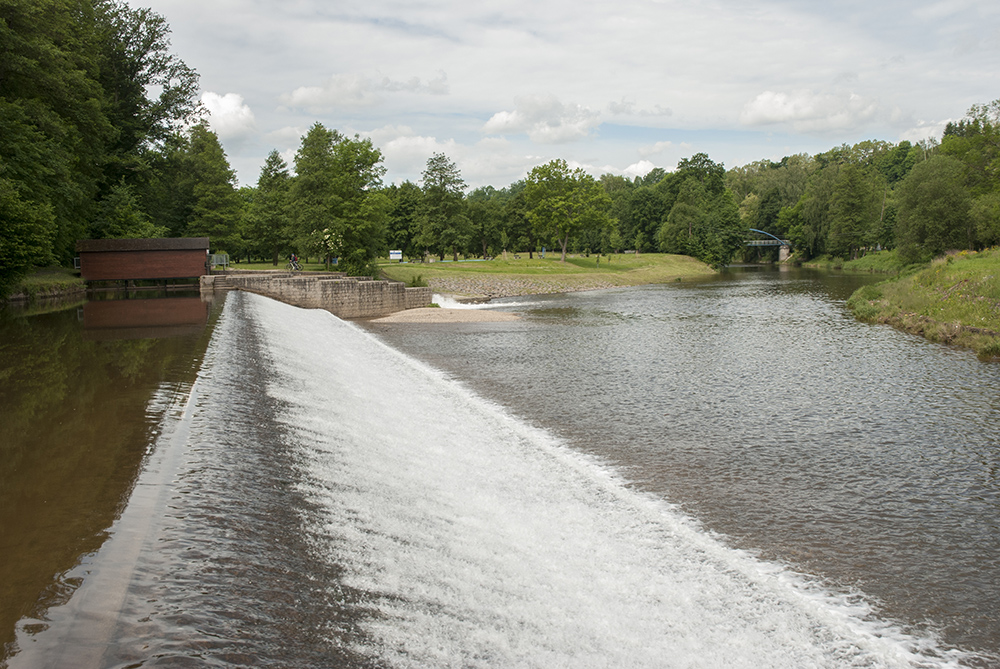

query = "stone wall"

[202,272,432,319]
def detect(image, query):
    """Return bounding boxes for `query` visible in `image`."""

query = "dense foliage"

[1,0,200,295]
[728,104,1000,265]
[2,0,998,296]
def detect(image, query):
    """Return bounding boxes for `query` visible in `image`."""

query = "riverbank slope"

[380,253,714,299]
[847,247,1000,359]
[4,267,85,303]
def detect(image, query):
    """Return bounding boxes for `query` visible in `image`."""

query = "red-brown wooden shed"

[75,238,210,282]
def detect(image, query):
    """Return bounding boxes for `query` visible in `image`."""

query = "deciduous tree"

[417,153,468,261]
[288,123,387,275]
[896,155,972,262]
[523,159,612,262]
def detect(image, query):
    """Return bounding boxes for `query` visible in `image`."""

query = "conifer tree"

[248,150,292,265]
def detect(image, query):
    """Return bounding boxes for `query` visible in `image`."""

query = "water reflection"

[0,294,221,661]
[83,294,209,340]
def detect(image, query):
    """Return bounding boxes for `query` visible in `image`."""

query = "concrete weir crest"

[201,271,433,319]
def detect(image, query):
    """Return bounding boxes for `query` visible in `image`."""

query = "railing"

[746,229,791,247]
[745,239,792,246]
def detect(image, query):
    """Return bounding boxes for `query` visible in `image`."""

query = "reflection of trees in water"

[0,305,215,660]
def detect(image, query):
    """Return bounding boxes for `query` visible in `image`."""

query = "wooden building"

[76,238,210,282]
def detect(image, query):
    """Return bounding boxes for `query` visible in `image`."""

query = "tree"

[0,0,114,264]
[385,181,423,258]
[467,186,504,258]
[784,163,840,260]
[183,123,241,251]
[624,187,670,252]
[0,178,53,296]
[90,180,167,239]
[246,151,292,264]
[503,182,536,258]
[655,154,746,267]
[289,123,342,254]
[941,99,1000,197]
[523,159,613,262]
[659,179,707,254]
[674,153,726,192]
[608,226,622,254]
[93,0,202,189]
[288,123,387,276]
[417,153,468,261]
[330,133,388,275]
[971,192,1000,247]
[827,163,877,259]
[896,155,972,262]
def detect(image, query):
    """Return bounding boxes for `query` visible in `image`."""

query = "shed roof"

[76,238,209,253]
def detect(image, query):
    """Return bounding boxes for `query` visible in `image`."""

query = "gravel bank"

[370,307,520,323]
[428,274,619,299]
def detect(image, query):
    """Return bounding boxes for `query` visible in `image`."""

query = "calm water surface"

[2,268,998,667]
[0,293,220,662]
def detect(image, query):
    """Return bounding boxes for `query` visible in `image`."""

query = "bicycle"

[285,260,302,271]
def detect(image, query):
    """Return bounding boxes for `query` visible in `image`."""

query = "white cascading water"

[249,293,967,668]
[432,292,541,310]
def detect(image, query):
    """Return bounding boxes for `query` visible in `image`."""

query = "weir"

[200,270,433,319]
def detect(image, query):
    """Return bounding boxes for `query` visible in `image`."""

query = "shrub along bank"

[847,248,1000,360]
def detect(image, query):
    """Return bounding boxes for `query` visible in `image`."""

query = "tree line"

[380,100,1000,269]
[3,0,999,298]
[726,104,1000,266]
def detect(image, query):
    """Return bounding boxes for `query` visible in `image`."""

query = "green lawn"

[380,253,713,287]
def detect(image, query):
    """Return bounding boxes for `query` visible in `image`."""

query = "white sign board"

[389,250,403,261]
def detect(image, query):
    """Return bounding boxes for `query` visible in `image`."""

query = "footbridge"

[746,229,792,262]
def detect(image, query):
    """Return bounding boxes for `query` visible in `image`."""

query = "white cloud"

[268,125,309,144]
[281,72,449,112]
[280,148,298,173]
[201,92,256,141]
[607,99,673,117]
[483,95,601,144]
[900,119,953,143]
[362,125,462,183]
[739,90,880,133]
[148,0,1000,186]
[622,160,657,179]
[638,141,673,158]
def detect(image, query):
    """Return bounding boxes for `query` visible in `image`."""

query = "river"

[1,267,998,667]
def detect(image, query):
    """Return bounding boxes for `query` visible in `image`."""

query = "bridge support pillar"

[779,245,791,263]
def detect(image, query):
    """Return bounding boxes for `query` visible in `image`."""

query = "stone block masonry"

[201,271,433,319]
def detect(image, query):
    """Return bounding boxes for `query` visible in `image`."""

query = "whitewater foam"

[245,292,974,668]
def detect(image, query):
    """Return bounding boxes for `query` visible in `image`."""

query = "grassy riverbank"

[379,253,714,298]
[800,249,925,274]
[847,247,1000,360]
[5,267,85,303]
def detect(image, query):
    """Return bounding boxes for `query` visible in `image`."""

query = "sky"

[136,0,1000,190]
